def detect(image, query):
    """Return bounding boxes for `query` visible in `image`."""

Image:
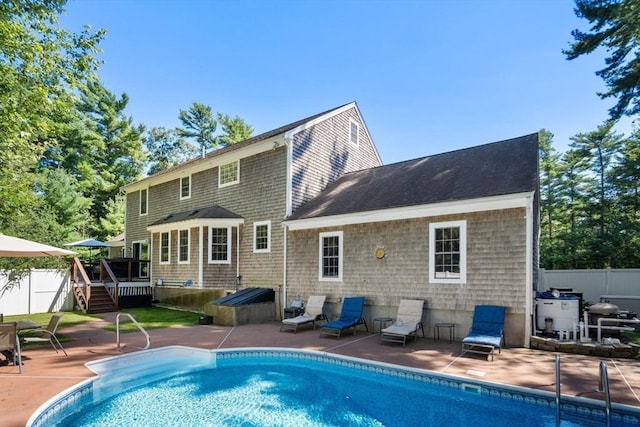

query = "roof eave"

[283,191,536,231]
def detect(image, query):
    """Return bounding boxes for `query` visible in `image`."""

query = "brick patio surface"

[1,313,639,426]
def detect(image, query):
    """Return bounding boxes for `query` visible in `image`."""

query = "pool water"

[29,347,640,427]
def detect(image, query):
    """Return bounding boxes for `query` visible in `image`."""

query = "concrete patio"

[1,313,639,427]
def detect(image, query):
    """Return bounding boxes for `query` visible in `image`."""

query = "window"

[178,229,190,263]
[159,232,170,264]
[180,176,191,199]
[140,188,148,216]
[349,119,359,146]
[219,161,239,187]
[209,227,231,263]
[429,220,467,284]
[253,221,271,253]
[319,231,343,281]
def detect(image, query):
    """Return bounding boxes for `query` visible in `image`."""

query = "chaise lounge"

[280,295,327,333]
[461,305,506,361]
[380,299,425,346]
[320,296,368,338]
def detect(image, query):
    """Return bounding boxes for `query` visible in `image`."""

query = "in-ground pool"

[28,347,640,427]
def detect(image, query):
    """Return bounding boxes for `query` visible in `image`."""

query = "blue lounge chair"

[320,296,368,338]
[461,305,506,361]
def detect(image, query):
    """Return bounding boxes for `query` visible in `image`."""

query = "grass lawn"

[3,306,201,335]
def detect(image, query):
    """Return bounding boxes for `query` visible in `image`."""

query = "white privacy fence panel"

[0,269,73,316]
[539,268,640,312]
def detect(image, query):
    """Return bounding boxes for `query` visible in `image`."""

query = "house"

[120,102,539,347]
[282,133,539,346]
[120,101,382,305]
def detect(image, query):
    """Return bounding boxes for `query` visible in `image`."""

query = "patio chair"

[280,295,328,333]
[380,299,425,347]
[319,296,368,338]
[22,312,68,356]
[0,322,22,373]
[461,305,506,361]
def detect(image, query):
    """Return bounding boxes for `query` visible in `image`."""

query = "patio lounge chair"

[23,312,67,356]
[320,296,368,338]
[280,295,328,333]
[380,299,425,346]
[0,322,22,373]
[461,305,506,361]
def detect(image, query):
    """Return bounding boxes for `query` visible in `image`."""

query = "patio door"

[132,241,149,278]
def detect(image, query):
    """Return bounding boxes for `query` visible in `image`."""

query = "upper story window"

[253,221,271,253]
[178,229,190,263]
[219,161,239,187]
[319,231,343,281]
[180,176,191,200]
[209,227,231,264]
[349,119,359,146]
[429,220,467,284]
[159,231,170,264]
[140,188,148,216]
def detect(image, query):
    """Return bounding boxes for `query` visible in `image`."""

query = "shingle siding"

[286,208,528,343]
[290,107,381,212]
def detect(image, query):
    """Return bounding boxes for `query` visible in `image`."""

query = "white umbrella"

[0,233,76,257]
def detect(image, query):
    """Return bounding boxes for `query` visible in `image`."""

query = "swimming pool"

[28,346,640,426]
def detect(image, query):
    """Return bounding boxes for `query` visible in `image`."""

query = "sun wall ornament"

[375,247,386,259]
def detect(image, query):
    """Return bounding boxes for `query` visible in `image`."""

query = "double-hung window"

[180,176,191,199]
[319,231,343,281]
[349,119,359,146]
[219,161,239,187]
[140,188,148,216]
[159,231,170,264]
[209,227,231,264]
[178,229,190,263]
[253,221,271,253]
[429,220,467,284]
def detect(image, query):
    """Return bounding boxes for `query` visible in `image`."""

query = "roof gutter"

[283,191,536,231]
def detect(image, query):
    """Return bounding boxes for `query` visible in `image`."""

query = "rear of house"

[283,134,540,346]
[121,102,381,305]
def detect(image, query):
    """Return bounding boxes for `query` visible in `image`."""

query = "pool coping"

[27,346,640,427]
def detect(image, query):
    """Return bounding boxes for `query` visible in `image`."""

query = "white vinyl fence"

[0,269,73,316]
[538,268,640,313]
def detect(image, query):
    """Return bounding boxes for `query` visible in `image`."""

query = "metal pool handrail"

[116,312,150,351]
[596,360,611,427]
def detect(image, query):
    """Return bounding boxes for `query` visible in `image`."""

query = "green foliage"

[217,113,254,146]
[100,193,125,240]
[0,0,104,242]
[565,0,640,120]
[176,102,254,158]
[177,102,218,157]
[144,126,199,175]
[539,125,640,269]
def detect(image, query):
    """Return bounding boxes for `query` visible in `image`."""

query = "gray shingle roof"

[287,133,539,220]
[149,205,243,227]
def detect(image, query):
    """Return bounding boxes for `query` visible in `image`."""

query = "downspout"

[524,193,534,348]
[282,224,288,319]
[236,226,240,283]
[198,226,203,288]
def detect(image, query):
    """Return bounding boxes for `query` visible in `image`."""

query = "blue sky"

[60,0,632,165]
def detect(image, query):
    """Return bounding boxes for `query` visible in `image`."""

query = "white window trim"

[208,226,232,264]
[349,118,359,146]
[318,231,343,282]
[218,160,239,188]
[253,220,271,253]
[178,229,190,264]
[159,231,170,265]
[429,220,467,284]
[180,176,191,200]
[139,188,148,216]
